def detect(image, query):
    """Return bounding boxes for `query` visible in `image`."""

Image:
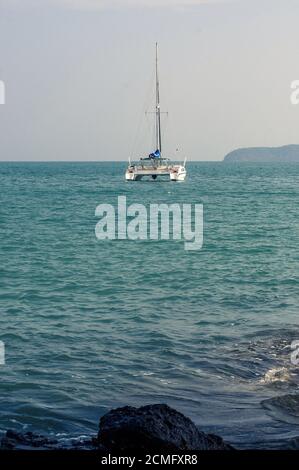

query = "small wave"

[262,394,299,424]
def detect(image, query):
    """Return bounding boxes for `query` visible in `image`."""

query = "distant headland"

[223,144,299,162]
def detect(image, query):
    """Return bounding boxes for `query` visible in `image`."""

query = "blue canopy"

[149,149,161,158]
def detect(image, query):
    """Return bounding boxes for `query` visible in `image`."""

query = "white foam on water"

[260,367,291,385]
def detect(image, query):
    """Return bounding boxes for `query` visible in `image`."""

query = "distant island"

[223,144,299,162]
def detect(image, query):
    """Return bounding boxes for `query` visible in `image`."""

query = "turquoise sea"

[0,162,298,449]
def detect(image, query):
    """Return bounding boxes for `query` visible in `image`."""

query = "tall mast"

[155,42,162,155]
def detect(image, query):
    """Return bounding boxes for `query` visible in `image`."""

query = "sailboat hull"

[125,164,186,181]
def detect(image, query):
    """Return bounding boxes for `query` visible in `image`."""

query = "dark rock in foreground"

[99,404,233,451]
[223,144,299,163]
[0,404,234,450]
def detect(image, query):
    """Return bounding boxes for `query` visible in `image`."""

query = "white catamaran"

[125,44,187,182]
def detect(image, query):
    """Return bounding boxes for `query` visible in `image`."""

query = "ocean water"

[0,161,298,449]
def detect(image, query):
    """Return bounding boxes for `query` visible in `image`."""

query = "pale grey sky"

[0,0,299,161]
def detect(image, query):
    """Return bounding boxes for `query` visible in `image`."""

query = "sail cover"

[149,149,161,158]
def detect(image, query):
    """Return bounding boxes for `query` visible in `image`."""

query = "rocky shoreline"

[0,404,233,451]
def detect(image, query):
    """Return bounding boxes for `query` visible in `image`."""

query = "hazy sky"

[0,0,299,161]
